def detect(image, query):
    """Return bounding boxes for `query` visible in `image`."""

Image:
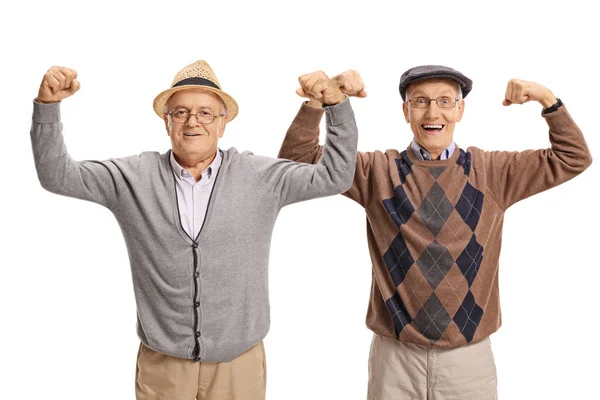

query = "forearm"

[487,104,592,209]
[278,101,325,164]
[543,105,592,171]
[265,97,358,206]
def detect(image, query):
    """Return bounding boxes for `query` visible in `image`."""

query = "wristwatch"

[542,98,563,114]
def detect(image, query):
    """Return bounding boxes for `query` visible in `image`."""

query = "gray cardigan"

[30,98,357,362]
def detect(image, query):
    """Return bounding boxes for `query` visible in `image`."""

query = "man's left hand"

[502,79,557,109]
[297,71,346,106]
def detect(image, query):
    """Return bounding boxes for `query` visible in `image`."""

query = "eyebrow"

[171,105,215,112]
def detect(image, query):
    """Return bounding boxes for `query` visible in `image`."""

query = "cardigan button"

[196,331,201,338]
[194,271,200,278]
[195,302,200,308]
[192,242,198,248]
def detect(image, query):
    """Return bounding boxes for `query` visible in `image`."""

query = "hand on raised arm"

[36,66,80,104]
[332,69,367,98]
[502,79,557,109]
[296,70,345,106]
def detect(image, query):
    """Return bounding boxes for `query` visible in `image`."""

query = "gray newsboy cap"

[399,65,472,101]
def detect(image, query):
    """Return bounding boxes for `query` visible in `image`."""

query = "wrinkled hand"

[331,69,367,98]
[502,79,557,108]
[296,70,345,105]
[36,66,80,104]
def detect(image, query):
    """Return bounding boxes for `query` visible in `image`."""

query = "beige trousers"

[135,342,266,400]
[368,334,497,400]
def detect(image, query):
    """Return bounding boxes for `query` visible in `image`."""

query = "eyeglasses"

[167,108,226,125]
[407,96,459,109]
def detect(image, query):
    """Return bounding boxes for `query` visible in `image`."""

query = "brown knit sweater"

[278,103,592,348]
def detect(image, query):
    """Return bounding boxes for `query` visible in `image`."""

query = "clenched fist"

[331,69,367,98]
[296,70,345,106]
[36,66,80,104]
[502,79,557,108]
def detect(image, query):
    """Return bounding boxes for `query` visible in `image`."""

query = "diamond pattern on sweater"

[381,149,486,344]
[396,151,414,184]
[417,182,454,237]
[456,234,484,287]
[384,185,415,229]
[455,181,484,231]
[456,149,472,176]
[413,293,451,342]
[383,233,415,287]
[386,291,412,335]
[428,166,446,179]
[416,241,454,290]
[453,291,483,342]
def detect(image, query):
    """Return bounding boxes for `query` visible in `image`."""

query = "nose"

[425,101,442,118]
[186,113,200,127]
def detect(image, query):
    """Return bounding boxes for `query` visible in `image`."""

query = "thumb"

[68,79,81,95]
[502,99,512,106]
[296,87,306,97]
[357,89,368,98]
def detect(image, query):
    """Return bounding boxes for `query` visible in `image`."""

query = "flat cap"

[399,65,472,101]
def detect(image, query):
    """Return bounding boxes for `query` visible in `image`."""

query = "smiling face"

[402,79,465,160]
[163,88,227,165]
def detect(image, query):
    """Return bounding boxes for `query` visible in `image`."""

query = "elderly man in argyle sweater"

[278,65,592,400]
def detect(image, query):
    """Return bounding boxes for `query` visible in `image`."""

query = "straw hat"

[153,60,239,121]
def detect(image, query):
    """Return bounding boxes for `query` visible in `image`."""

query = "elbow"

[584,153,593,170]
[37,168,64,195]
[573,151,593,173]
[330,166,355,195]
[38,175,60,195]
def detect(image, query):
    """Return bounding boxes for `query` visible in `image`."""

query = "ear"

[402,101,410,123]
[218,118,228,138]
[163,115,171,136]
[456,99,465,122]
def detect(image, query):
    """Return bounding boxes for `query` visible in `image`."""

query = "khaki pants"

[135,342,266,400]
[368,334,497,400]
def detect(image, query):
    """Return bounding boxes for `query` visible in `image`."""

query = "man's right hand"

[305,69,367,109]
[36,66,80,104]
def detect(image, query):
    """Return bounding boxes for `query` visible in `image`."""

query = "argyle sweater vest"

[279,103,591,348]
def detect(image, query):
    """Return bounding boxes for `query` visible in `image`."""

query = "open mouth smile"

[422,124,445,134]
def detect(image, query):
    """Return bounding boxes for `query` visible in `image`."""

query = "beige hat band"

[172,77,220,90]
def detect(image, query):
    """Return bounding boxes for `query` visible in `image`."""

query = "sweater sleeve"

[30,101,139,209]
[483,106,592,210]
[248,97,358,207]
[277,101,375,208]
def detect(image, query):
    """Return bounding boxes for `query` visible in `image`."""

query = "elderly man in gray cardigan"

[30,60,357,400]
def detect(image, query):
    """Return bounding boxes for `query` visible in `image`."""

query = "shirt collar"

[170,149,222,182]
[411,139,456,161]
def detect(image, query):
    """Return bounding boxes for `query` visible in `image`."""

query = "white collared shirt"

[411,139,456,161]
[170,150,222,239]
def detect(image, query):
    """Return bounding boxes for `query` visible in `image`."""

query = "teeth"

[423,125,443,129]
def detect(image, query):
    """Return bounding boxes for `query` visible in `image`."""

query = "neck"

[173,150,217,181]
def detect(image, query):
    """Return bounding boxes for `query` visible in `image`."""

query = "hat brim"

[153,85,239,121]
[400,73,472,101]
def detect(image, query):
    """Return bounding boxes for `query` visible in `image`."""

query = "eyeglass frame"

[406,96,460,109]
[166,107,226,125]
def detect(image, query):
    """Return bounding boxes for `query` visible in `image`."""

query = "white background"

[1,0,599,399]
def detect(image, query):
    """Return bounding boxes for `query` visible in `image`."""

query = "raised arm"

[246,70,358,207]
[31,66,137,209]
[278,70,376,207]
[485,79,592,209]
